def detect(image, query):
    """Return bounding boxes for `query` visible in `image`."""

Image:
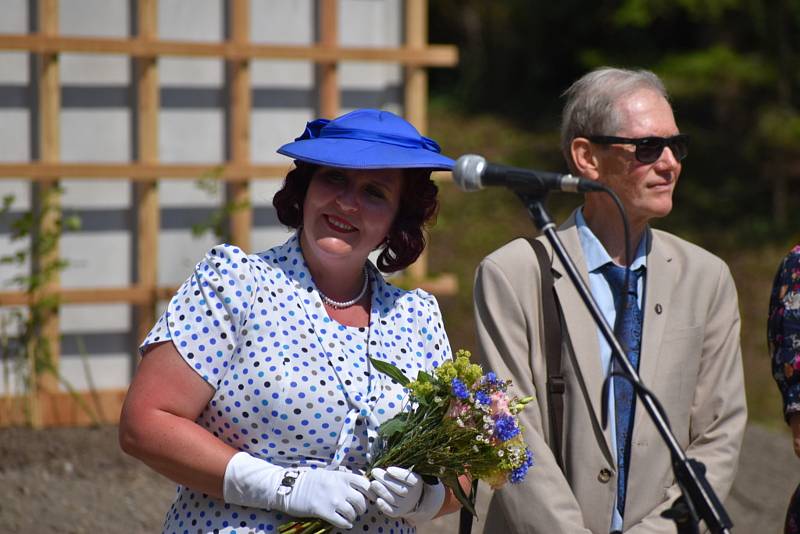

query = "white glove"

[369,466,446,525]
[223,452,372,529]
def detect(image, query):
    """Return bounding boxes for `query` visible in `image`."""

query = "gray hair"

[560,67,669,173]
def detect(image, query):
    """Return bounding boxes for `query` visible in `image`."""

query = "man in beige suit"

[473,67,746,533]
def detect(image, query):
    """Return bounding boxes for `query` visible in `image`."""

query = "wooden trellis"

[0,0,458,427]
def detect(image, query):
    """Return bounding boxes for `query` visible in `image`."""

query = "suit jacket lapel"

[551,214,612,456]
[634,230,674,430]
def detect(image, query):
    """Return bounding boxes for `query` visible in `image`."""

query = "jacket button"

[598,468,612,483]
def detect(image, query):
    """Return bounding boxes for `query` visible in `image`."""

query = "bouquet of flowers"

[279,350,534,534]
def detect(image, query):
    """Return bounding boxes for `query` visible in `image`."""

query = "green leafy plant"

[0,187,101,426]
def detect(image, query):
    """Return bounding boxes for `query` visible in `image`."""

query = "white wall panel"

[340,0,401,46]
[251,225,292,252]
[158,230,218,285]
[0,0,28,33]
[157,179,222,208]
[250,178,283,207]
[61,110,131,162]
[340,62,402,89]
[61,303,130,333]
[0,181,30,209]
[160,58,224,86]
[0,53,28,84]
[60,54,129,84]
[60,0,129,37]
[250,0,313,44]
[59,353,130,390]
[252,108,314,164]
[0,111,30,162]
[61,181,130,208]
[159,110,224,163]
[159,0,223,41]
[251,59,313,86]
[60,232,131,288]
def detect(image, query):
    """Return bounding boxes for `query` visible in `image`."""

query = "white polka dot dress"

[140,234,452,534]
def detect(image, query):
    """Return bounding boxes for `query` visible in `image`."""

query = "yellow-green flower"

[408,379,434,399]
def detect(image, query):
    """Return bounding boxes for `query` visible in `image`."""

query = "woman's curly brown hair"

[272,161,439,273]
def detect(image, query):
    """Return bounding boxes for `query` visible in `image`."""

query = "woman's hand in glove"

[223,452,372,529]
[369,466,445,525]
[278,468,372,529]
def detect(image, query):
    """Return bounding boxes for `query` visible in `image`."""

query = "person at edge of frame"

[768,242,800,534]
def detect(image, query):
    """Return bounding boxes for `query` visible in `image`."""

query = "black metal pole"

[517,191,732,534]
[458,479,480,534]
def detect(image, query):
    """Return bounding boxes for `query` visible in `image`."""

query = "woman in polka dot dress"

[119,109,460,534]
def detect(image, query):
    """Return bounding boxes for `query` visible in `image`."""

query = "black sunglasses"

[587,134,689,164]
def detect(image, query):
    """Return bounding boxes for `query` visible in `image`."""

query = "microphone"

[452,154,604,193]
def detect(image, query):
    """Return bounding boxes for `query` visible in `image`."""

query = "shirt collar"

[575,207,648,273]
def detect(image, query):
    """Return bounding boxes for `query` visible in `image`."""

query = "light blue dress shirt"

[575,208,648,532]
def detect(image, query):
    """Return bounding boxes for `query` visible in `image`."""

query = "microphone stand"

[516,190,732,534]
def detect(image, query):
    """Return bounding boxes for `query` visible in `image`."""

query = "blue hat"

[277,108,453,170]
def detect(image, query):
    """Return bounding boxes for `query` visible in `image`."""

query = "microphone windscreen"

[452,154,486,192]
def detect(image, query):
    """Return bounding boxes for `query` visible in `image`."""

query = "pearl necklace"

[318,267,369,309]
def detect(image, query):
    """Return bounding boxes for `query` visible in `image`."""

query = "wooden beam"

[0,164,451,182]
[0,285,180,306]
[0,163,289,180]
[228,0,252,252]
[405,0,429,282]
[318,0,339,118]
[0,34,458,66]
[135,0,160,350]
[36,0,61,405]
[0,388,128,427]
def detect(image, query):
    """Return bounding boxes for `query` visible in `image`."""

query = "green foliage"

[757,107,800,151]
[370,357,410,387]
[658,45,774,98]
[614,0,741,27]
[0,188,100,426]
[429,0,800,234]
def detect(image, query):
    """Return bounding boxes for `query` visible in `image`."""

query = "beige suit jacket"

[473,212,746,533]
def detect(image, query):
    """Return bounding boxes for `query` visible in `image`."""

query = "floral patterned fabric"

[768,244,800,420]
[767,244,800,534]
[787,483,800,534]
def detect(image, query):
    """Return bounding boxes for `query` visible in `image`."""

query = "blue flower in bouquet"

[475,390,491,405]
[494,414,520,442]
[510,448,534,483]
[482,371,502,387]
[451,377,470,400]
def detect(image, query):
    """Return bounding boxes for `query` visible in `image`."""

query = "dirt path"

[0,423,792,533]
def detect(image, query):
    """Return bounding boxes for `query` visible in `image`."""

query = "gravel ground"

[0,423,792,533]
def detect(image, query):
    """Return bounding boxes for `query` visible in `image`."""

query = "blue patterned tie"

[600,262,644,520]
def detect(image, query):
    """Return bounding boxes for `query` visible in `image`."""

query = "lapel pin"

[655,303,663,314]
